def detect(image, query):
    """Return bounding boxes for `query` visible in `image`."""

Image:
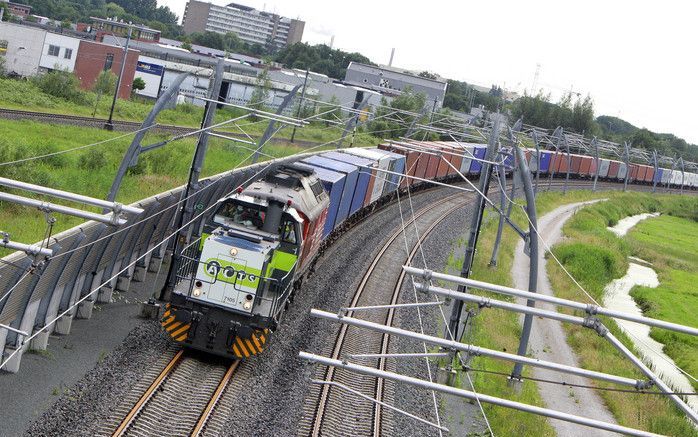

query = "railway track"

[298,191,470,437]
[101,349,239,437]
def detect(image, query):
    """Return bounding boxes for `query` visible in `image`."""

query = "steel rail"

[111,350,184,436]
[191,360,241,436]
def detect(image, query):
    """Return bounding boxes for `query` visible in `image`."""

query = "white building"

[0,22,45,77]
[39,32,81,72]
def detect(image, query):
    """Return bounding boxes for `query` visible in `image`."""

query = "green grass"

[545,193,698,436]
[627,215,698,390]
[0,117,374,252]
[0,77,382,147]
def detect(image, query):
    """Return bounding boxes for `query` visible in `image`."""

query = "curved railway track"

[102,349,239,437]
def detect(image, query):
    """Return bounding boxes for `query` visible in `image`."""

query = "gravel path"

[511,200,618,436]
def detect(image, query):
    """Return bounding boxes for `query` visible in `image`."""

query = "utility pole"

[447,119,500,342]
[105,24,132,131]
[290,69,309,143]
[160,59,225,301]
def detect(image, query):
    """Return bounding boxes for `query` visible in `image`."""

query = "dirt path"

[511,200,619,436]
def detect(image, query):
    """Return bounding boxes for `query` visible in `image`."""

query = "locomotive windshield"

[214,203,266,230]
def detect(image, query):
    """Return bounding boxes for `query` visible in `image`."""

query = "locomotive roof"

[237,163,329,222]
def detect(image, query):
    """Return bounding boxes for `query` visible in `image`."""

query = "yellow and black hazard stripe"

[232,329,269,359]
[160,303,191,342]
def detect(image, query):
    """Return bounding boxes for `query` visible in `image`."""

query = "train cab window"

[214,203,265,230]
[279,218,298,244]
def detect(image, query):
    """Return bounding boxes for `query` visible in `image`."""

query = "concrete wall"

[182,0,211,35]
[0,22,45,77]
[39,32,81,72]
[74,40,139,99]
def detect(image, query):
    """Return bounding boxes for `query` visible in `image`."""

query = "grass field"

[546,193,698,436]
[440,190,698,436]
[0,78,382,147]
[0,117,377,252]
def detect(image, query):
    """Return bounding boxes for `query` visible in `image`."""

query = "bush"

[78,149,106,170]
[33,70,84,104]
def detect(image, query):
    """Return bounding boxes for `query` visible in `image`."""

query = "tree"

[274,42,375,79]
[248,68,271,114]
[368,87,428,139]
[181,41,192,51]
[33,69,84,103]
[132,76,145,93]
[418,71,437,79]
[91,70,117,116]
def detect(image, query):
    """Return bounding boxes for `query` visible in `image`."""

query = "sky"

[158,0,698,144]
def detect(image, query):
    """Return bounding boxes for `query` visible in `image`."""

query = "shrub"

[78,149,106,170]
[33,70,84,104]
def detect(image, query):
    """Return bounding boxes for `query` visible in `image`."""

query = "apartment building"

[182,1,304,49]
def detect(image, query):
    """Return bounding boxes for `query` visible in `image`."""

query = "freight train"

[161,141,697,358]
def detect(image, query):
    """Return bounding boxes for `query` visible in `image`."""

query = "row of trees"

[443,79,505,113]
[273,43,374,80]
[18,0,182,39]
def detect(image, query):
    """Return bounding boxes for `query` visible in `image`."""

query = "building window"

[104,53,114,71]
[64,48,73,60]
[48,45,60,56]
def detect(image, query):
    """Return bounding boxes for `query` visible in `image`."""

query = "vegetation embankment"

[442,190,698,436]
[545,193,698,435]
[0,115,377,252]
[441,189,619,436]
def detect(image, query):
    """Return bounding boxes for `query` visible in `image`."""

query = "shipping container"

[370,148,406,195]
[607,160,620,179]
[588,157,598,177]
[661,168,671,185]
[643,166,654,183]
[342,148,390,204]
[305,165,345,237]
[469,145,487,174]
[579,156,593,176]
[436,141,463,176]
[378,143,417,189]
[618,163,628,180]
[301,156,358,227]
[321,151,374,215]
[598,159,610,178]
[458,143,477,174]
[556,153,571,174]
[653,168,663,185]
[628,164,639,182]
[570,154,583,175]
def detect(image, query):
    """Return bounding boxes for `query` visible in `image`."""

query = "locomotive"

[162,163,329,358]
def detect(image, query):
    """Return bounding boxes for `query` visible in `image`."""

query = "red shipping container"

[629,164,639,182]
[608,161,620,178]
[588,158,598,176]
[557,153,571,173]
[571,155,583,175]
[579,156,593,176]
[635,165,645,182]
[644,166,655,183]
[437,141,463,176]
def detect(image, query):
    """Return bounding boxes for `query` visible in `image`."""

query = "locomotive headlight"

[229,247,238,257]
[193,287,201,297]
[243,301,252,310]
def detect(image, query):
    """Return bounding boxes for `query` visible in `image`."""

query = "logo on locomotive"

[202,257,261,287]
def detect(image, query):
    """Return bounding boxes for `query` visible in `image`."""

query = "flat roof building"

[344,62,448,109]
[182,1,304,49]
[90,17,161,43]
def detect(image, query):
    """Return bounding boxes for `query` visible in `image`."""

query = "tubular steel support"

[106,72,190,204]
[679,157,685,194]
[252,83,302,163]
[511,144,539,380]
[563,134,571,195]
[406,269,698,337]
[447,118,501,341]
[488,160,508,267]
[0,233,52,257]
[592,137,600,192]
[532,130,541,195]
[623,141,631,192]
[0,191,127,226]
[337,97,370,149]
[652,150,659,193]
[300,352,659,437]
[310,310,645,388]
[161,58,225,300]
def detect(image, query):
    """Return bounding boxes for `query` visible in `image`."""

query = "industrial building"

[344,62,448,109]
[182,1,304,49]
[88,17,161,43]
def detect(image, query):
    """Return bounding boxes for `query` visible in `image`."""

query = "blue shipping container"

[320,151,373,216]
[654,168,664,184]
[305,165,345,237]
[469,146,487,174]
[301,156,358,226]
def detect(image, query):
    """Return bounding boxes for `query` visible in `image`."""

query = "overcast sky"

[159,0,697,144]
